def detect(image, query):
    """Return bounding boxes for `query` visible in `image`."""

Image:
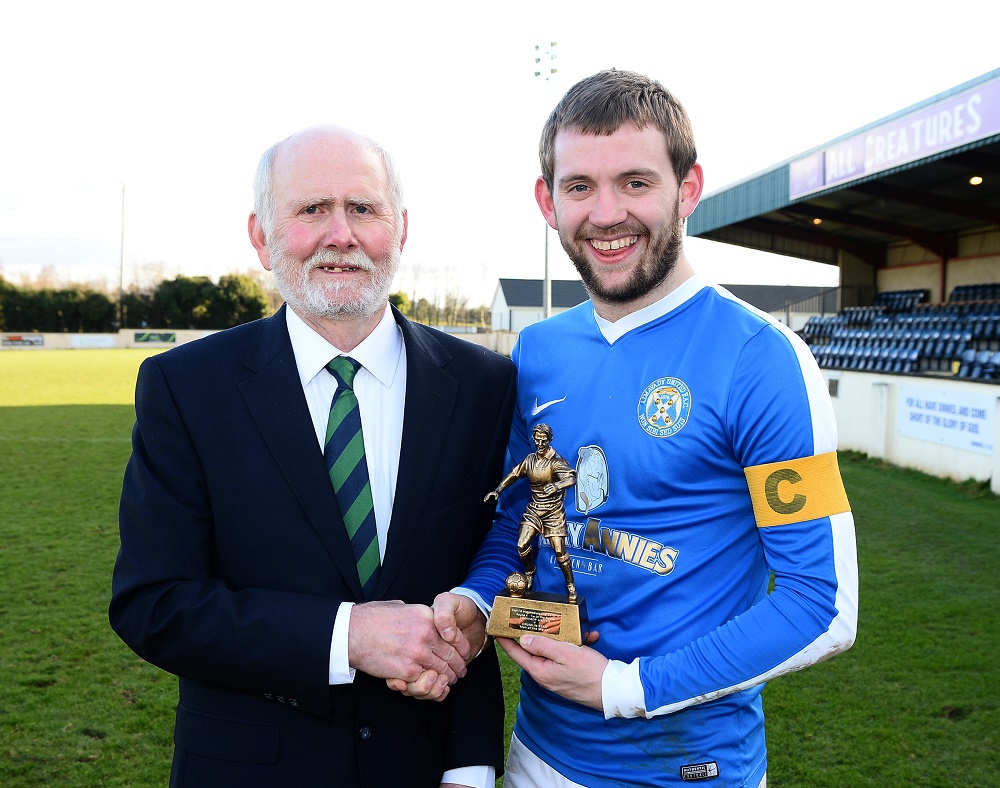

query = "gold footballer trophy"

[483,424,590,645]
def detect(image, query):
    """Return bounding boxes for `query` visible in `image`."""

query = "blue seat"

[848,343,862,369]
[970,349,992,379]
[983,351,1000,381]
[876,343,892,371]
[840,344,851,368]
[984,318,998,343]
[858,342,872,368]
[957,348,976,377]
[866,341,880,370]
[823,344,836,368]
[890,344,905,373]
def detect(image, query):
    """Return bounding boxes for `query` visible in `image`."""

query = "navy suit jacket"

[110,306,516,786]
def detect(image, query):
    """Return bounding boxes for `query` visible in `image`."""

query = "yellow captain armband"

[744,451,851,527]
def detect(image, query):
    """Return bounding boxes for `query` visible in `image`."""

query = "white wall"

[1,327,521,359]
[511,309,545,332]
[878,261,941,302]
[824,369,1000,494]
[490,289,508,331]
[1,329,214,351]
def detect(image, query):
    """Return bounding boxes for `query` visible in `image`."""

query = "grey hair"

[252,128,405,240]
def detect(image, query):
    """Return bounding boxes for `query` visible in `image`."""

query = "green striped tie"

[324,357,379,598]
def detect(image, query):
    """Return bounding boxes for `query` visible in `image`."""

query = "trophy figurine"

[483,423,590,644]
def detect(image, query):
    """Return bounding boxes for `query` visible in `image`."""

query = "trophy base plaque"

[487,590,590,645]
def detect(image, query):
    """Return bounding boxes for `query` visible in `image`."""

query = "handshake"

[349,592,486,702]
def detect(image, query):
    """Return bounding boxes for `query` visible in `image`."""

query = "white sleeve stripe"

[794,336,840,454]
[711,284,839,454]
[640,512,858,719]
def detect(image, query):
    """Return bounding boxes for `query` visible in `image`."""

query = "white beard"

[269,244,399,322]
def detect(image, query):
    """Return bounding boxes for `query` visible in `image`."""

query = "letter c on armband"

[744,452,851,527]
[764,468,807,514]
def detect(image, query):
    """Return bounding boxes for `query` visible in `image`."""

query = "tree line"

[0,274,490,333]
[0,274,269,333]
[389,292,489,327]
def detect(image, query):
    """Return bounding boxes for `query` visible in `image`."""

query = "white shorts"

[503,731,767,788]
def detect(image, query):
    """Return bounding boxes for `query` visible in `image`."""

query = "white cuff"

[452,585,492,615]
[329,601,356,685]
[441,765,495,787]
[601,657,645,719]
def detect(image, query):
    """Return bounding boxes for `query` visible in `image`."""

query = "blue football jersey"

[463,275,858,787]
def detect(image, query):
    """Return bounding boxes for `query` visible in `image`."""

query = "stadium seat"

[970,349,992,379]
[986,317,999,348]
[858,343,872,370]
[942,339,957,364]
[890,343,905,373]
[877,342,893,371]
[957,348,976,377]
[983,351,1000,381]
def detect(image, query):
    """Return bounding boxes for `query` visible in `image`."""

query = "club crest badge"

[637,377,692,438]
[575,445,609,514]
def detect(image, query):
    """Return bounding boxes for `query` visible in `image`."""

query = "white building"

[490,278,589,332]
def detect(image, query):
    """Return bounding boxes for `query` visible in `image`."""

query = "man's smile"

[318,265,362,273]
[589,235,638,252]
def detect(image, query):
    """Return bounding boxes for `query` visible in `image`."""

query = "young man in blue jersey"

[395,69,859,787]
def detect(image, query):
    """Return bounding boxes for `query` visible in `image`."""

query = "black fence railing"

[781,284,874,326]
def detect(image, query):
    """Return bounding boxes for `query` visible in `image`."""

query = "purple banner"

[788,152,825,199]
[790,73,1000,199]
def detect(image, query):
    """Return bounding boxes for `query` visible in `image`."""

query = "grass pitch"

[1,349,997,786]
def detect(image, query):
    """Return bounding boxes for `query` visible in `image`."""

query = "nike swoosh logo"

[530,396,567,416]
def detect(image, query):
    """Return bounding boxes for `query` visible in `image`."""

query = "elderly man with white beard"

[110,125,516,787]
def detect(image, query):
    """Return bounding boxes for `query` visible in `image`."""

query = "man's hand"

[433,591,487,661]
[497,634,607,710]
[349,601,466,693]
[386,592,488,700]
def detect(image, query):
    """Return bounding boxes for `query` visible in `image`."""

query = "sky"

[1,0,998,307]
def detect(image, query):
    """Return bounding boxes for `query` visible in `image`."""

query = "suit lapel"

[239,308,365,599]
[377,312,458,594]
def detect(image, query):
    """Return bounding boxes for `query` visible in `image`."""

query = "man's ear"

[678,163,704,220]
[398,209,408,252]
[248,213,272,270]
[534,177,559,230]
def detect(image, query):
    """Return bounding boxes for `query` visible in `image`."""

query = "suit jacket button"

[276,696,286,704]
[290,698,299,707]
[264,693,274,701]
[359,725,372,740]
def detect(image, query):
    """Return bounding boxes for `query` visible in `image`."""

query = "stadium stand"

[950,283,1000,303]
[802,286,1000,383]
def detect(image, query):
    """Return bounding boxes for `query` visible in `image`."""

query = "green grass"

[764,453,999,786]
[1,350,998,786]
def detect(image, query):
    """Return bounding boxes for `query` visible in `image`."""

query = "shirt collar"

[594,273,708,344]
[285,304,404,389]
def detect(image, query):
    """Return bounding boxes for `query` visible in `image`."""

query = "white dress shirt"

[285,304,492,788]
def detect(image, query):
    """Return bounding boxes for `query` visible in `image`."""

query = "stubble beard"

[560,206,684,305]
[269,243,399,322]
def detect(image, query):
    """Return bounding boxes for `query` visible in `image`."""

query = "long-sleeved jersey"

[463,275,858,787]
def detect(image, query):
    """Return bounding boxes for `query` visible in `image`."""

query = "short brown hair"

[539,69,697,191]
